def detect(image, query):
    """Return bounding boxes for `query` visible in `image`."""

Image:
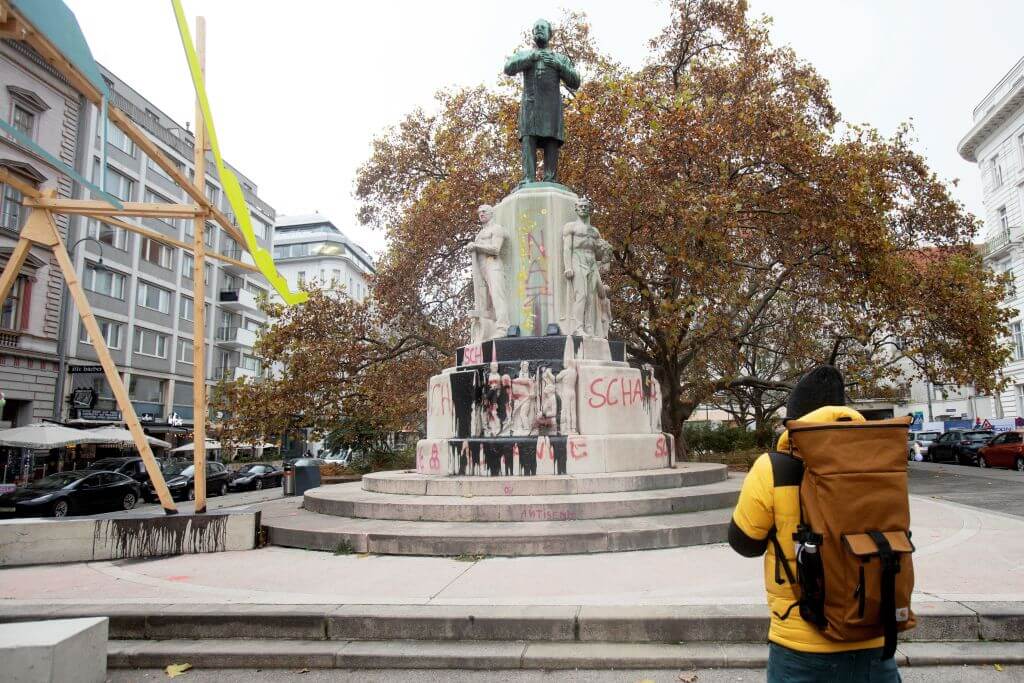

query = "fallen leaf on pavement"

[679,672,699,682]
[995,663,1004,672]
[165,663,192,678]
[297,668,311,674]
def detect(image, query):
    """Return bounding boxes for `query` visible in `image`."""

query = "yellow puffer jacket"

[729,405,885,653]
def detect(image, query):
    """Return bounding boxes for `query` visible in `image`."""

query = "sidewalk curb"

[1,601,1020,643]
[105,639,1024,670]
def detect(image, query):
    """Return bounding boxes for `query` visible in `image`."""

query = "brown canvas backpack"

[771,415,916,659]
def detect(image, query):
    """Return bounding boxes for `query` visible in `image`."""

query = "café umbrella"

[170,439,221,453]
[0,422,113,449]
[85,425,172,450]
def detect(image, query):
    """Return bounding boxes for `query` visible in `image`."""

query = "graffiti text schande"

[586,375,646,409]
[463,344,484,365]
[427,379,452,417]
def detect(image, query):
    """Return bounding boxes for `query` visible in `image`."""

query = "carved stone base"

[416,433,673,477]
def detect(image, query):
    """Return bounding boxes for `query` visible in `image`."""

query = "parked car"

[0,471,140,518]
[977,431,1024,471]
[228,463,283,491]
[158,461,233,501]
[86,456,190,503]
[907,431,941,461]
[925,429,994,465]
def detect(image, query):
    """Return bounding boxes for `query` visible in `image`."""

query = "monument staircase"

[261,463,741,556]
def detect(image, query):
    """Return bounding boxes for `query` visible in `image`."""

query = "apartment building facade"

[273,214,374,301]
[61,65,274,443]
[0,39,89,427]
[958,54,1024,420]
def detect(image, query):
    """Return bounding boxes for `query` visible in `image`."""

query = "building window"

[999,259,1016,297]
[0,278,23,330]
[171,381,194,420]
[222,273,241,291]
[78,318,122,350]
[297,271,306,287]
[205,184,219,205]
[133,327,168,358]
[0,183,24,233]
[205,262,212,285]
[244,281,267,298]
[83,262,126,299]
[139,236,173,269]
[86,218,128,251]
[241,354,261,374]
[177,338,194,364]
[128,375,165,412]
[103,167,134,202]
[146,155,183,181]
[1013,321,1024,361]
[136,281,171,313]
[252,217,269,241]
[143,188,180,230]
[999,205,1010,234]
[1019,133,1024,169]
[11,104,34,138]
[107,125,135,156]
[182,252,193,279]
[179,295,194,321]
[990,154,1004,189]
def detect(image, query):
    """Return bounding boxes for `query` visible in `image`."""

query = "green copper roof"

[10,0,109,99]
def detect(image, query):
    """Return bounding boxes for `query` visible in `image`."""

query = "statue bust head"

[574,198,593,220]
[477,204,495,225]
[532,19,552,49]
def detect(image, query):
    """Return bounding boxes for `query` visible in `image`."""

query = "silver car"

[908,430,941,461]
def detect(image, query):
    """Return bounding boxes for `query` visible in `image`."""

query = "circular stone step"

[261,498,733,556]
[361,464,727,497]
[304,479,741,523]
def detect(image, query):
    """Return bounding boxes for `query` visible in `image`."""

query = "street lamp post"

[53,235,108,422]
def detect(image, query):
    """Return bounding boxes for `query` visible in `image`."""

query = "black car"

[86,456,189,502]
[0,471,140,518]
[228,463,283,491]
[160,461,233,501]
[925,429,995,465]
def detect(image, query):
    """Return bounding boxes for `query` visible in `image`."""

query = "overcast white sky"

[64,1,1024,256]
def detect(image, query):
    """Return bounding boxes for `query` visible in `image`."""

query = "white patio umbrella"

[170,439,221,453]
[85,425,172,450]
[0,422,113,449]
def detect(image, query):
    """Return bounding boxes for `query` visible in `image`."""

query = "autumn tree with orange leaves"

[219,0,1010,457]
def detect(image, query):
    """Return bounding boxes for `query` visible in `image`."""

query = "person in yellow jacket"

[728,366,902,682]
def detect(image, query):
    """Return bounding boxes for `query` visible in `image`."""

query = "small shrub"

[333,539,355,555]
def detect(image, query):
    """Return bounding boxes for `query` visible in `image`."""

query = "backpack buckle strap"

[868,530,900,660]
[768,527,797,586]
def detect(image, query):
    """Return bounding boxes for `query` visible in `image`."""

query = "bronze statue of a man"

[504,19,581,185]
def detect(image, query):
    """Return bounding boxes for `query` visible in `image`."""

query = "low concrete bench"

[0,617,108,682]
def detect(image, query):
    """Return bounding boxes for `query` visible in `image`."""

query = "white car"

[907,430,940,461]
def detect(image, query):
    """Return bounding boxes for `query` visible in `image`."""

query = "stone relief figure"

[469,205,509,343]
[537,366,558,431]
[643,363,663,432]
[562,198,603,337]
[593,238,613,339]
[504,19,581,184]
[555,362,578,434]
[510,361,537,436]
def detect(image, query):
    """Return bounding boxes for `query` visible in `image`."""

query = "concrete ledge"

[327,605,578,642]
[1,617,108,682]
[963,601,1024,641]
[4,602,1019,645]
[0,511,259,567]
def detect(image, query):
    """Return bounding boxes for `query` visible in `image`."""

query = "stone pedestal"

[492,184,578,337]
[419,185,667,478]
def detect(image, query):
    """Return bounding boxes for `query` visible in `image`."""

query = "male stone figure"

[562,198,603,336]
[504,19,581,184]
[555,362,577,434]
[469,205,509,342]
[511,360,537,436]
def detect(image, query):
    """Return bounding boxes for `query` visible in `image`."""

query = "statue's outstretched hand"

[564,269,574,280]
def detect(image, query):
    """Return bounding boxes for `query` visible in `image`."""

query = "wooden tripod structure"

[0,2,269,514]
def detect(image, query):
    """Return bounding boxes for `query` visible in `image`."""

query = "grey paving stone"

[337,639,527,669]
[962,601,1024,641]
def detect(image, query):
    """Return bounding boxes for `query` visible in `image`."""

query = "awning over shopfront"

[85,425,172,450]
[0,422,113,449]
[170,439,221,453]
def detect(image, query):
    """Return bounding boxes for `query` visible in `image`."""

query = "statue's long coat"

[504,49,580,143]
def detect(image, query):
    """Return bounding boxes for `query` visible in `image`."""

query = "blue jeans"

[767,642,901,683]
